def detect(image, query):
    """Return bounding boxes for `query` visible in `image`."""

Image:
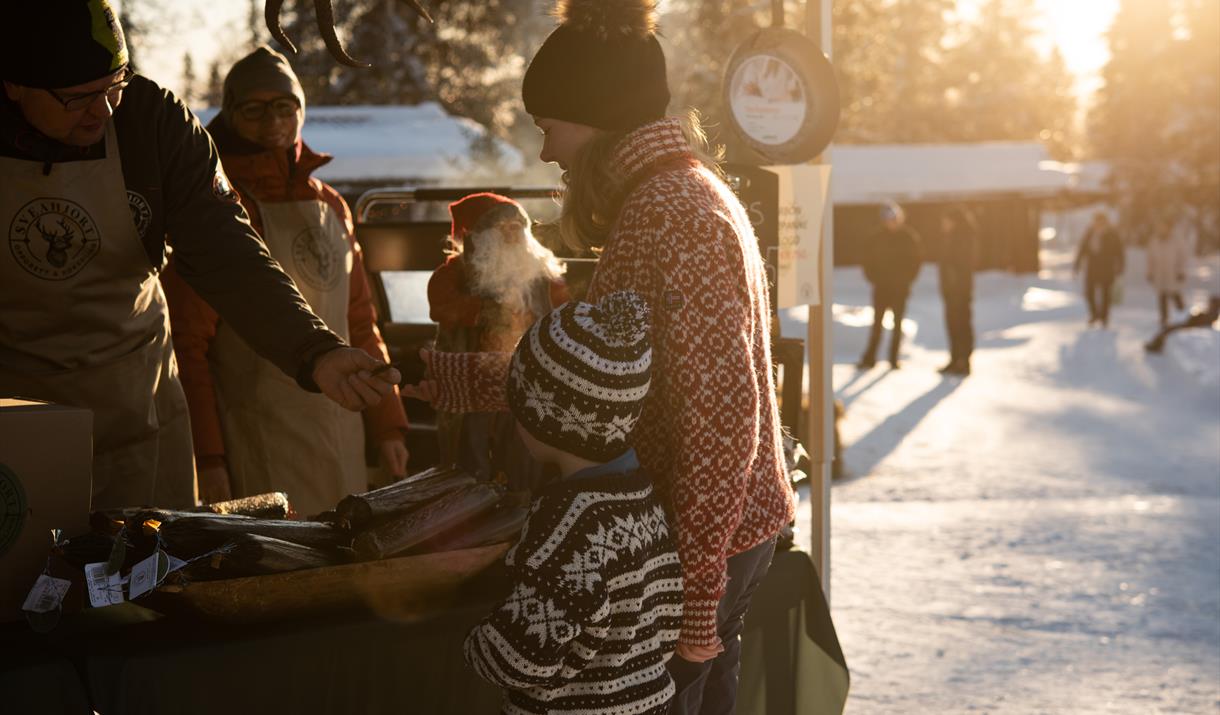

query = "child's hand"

[402,349,439,404]
[676,640,724,664]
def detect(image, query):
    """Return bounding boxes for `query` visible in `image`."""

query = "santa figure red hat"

[428,193,568,353]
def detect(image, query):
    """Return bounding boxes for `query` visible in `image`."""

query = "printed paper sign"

[767,164,832,308]
[22,574,71,613]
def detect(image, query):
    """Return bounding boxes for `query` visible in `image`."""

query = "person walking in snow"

[161,47,409,515]
[1144,295,1220,353]
[1145,224,1190,329]
[1073,211,1125,328]
[937,206,978,376]
[407,1,795,711]
[464,291,684,715]
[859,201,923,369]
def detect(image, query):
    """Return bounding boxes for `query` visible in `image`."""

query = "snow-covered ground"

[788,242,1220,714]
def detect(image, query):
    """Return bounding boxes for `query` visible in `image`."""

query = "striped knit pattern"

[464,469,684,715]
[507,291,652,462]
[432,117,795,647]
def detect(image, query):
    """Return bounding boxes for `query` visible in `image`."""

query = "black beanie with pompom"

[523,0,670,131]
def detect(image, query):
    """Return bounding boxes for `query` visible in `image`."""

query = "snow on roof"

[193,103,524,184]
[830,142,1086,205]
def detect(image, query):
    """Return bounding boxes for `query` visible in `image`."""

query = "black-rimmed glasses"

[46,68,134,112]
[235,97,301,122]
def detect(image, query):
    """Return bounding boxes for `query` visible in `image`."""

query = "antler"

[35,219,64,242]
[265,0,433,68]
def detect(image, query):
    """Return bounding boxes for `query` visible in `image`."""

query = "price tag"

[84,562,125,607]
[22,574,71,613]
[127,552,161,600]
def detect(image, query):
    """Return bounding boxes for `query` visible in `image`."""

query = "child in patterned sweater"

[463,292,684,715]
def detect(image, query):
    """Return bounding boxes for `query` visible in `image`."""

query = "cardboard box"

[0,399,92,622]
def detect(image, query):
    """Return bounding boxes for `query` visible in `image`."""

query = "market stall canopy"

[831,142,1107,206]
[194,104,525,185]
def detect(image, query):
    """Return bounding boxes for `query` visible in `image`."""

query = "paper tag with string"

[127,549,171,600]
[84,561,126,607]
[22,574,71,614]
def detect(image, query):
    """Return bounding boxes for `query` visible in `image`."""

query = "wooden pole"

[806,0,834,598]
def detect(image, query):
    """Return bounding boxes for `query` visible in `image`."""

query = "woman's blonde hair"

[555,110,723,255]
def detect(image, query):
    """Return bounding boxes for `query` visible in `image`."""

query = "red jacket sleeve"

[321,184,409,443]
[430,351,511,413]
[428,257,483,327]
[162,259,226,469]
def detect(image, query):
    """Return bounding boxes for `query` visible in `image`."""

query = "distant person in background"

[1146,224,1190,328]
[1073,211,1125,328]
[427,193,568,488]
[937,207,978,376]
[859,201,923,369]
[162,47,409,516]
[1144,295,1220,354]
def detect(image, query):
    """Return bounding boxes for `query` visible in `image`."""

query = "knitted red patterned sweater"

[430,118,795,647]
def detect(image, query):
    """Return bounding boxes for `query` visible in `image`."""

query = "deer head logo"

[304,232,333,279]
[36,219,75,269]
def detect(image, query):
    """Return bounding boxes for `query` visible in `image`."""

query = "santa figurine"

[427,193,569,487]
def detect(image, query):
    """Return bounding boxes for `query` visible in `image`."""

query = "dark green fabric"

[2,0,128,88]
[739,547,850,715]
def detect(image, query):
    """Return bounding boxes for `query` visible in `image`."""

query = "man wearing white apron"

[0,0,402,511]
[162,48,410,516]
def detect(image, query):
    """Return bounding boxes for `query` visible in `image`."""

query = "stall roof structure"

[829,142,1105,205]
[191,106,1107,204]
[194,103,525,184]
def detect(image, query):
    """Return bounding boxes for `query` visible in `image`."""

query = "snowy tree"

[249,0,265,49]
[831,0,957,143]
[941,0,1077,158]
[181,51,197,105]
[266,0,546,141]
[1166,0,1220,252]
[203,61,225,108]
[1089,0,1199,245]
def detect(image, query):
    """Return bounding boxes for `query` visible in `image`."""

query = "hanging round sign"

[0,462,28,558]
[723,27,840,164]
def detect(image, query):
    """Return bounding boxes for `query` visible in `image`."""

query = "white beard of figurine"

[466,218,565,312]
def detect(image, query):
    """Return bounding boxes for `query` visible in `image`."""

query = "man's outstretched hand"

[313,347,401,411]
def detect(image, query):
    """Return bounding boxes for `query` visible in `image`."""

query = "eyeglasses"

[46,68,134,112]
[235,97,301,122]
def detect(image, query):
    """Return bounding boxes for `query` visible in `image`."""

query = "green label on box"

[0,463,28,557]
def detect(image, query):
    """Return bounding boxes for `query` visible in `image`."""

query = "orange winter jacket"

[162,119,407,470]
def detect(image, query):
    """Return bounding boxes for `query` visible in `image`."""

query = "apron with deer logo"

[0,124,196,510]
[209,197,365,517]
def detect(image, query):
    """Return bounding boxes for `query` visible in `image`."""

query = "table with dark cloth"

[0,548,846,715]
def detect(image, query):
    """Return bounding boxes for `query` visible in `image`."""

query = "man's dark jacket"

[863,225,923,295]
[938,223,977,299]
[1074,227,1125,282]
[0,75,342,385]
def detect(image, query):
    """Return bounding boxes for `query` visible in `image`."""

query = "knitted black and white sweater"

[464,460,684,715]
